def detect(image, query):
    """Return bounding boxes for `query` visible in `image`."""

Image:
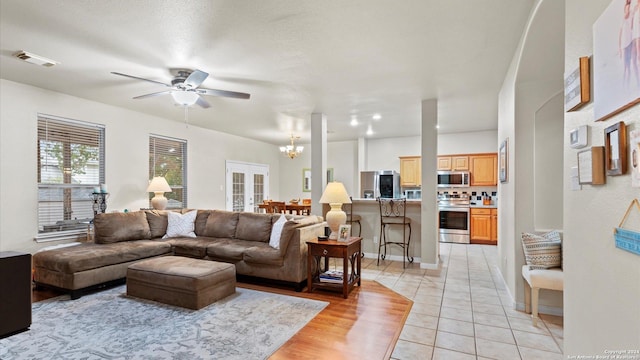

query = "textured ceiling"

[0,0,534,145]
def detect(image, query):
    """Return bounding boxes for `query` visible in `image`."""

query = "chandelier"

[279,134,304,159]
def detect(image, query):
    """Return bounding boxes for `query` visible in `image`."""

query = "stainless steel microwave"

[437,171,470,187]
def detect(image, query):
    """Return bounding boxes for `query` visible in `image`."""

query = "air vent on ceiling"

[13,51,59,67]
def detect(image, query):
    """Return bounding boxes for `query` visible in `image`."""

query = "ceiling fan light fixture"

[171,90,199,106]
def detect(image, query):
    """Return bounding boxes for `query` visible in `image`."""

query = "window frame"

[149,134,187,209]
[35,114,105,242]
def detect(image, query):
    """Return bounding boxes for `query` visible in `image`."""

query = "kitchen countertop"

[469,202,498,209]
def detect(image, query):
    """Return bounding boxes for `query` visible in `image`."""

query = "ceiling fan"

[111,68,250,108]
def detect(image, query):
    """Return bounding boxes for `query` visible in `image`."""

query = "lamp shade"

[319,181,351,204]
[147,176,172,193]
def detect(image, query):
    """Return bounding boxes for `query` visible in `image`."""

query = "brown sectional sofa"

[33,209,325,299]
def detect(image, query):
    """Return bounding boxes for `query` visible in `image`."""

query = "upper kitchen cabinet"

[399,156,421,187]
[437,155,469,171]
[470,153,498,186]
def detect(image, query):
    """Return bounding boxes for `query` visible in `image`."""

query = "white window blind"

[149,135,187,209]
[37,115,105,239]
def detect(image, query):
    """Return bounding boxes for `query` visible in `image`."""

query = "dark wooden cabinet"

[0,252,32,338]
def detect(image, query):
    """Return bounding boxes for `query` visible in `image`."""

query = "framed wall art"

[604,121,627,176]
[302,168,334,192]
[578,146,606,185]
[593,0,640,121]
[499,138,508,183]
[564,56,591,112]
[630,129,640,187]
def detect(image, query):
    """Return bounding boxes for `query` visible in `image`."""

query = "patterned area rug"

[0,286,328,360]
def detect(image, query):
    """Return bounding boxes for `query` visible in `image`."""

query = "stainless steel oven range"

[438,193,470,244]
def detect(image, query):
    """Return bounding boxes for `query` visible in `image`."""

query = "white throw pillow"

[163,210,197,239]
[521,230,562,270]
[269,214,288,249]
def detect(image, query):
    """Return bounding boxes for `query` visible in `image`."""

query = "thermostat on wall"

[570,125,588,149]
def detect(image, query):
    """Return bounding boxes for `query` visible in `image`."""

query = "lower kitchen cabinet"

[470,208,497,245]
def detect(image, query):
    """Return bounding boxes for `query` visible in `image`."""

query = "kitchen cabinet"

[470,208,491,242]
[399,156,421,187]
[437,155,469,171]
[491,208,498,242]
[470,153,498,186]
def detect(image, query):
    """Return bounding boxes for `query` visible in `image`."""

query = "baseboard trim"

[515,302,564,317]
[362,252,422,265]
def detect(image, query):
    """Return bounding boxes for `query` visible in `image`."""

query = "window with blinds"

[37,115,105,240]
[149,135,187,209]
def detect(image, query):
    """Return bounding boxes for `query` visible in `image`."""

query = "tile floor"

[359,243,564,360]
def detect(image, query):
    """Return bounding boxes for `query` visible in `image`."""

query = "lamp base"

[325,203,346,241]
[151,193,168,210]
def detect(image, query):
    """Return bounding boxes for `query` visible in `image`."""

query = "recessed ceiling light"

[13,50,59,67]
[436,125,440,129]
[372,114,381,120]
[350,118,358,126]
[366,125,373,136]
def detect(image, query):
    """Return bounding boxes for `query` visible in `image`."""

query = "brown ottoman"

[127,256,236,310]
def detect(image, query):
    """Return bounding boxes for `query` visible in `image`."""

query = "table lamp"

[319,181,351,240]
[147,176,172,210]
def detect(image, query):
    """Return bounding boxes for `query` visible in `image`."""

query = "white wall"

[564,0,640,355]
[0,79,281,253]
[497,0,565,314]
[438,130,498,155]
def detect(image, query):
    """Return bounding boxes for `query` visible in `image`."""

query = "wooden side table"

[307,237,362,298]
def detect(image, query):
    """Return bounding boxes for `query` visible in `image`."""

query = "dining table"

[257,202,311,215]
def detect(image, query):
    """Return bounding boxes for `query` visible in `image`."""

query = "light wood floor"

[32,280,412,360]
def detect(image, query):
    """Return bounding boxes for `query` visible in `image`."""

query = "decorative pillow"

[269,214,288,249]
[163,210,197,239]
[521,230,562,270]
[94,211,151,244]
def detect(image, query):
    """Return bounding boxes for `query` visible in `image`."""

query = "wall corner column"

[420,99,439,268]
[310,113,327,216]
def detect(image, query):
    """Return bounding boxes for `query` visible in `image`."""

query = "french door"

[225,161,269,212]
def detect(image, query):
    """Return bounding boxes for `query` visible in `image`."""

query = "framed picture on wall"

[499,138,508,183]
[593,0,640,121]
[301,168,334,192]
[604,121,627,176]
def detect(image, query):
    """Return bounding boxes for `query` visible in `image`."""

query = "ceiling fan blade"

[184,69,209,88]
[195,96,211,108]
[133,90,172,99]
[197,88,251,99]
[111,72,171,87]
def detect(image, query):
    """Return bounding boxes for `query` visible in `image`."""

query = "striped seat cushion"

[521,231,562,270]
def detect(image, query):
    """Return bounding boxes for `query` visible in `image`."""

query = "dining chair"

[377,197,413,268]
[269,201,287,214]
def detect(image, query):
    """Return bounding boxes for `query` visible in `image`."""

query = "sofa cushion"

[33,240,171,273]
[235,213,272,242]
[194,210,213,236]
[145,210,168,239]
[94,211,151,244]
[163,210,197,239]
[243,242,284,266]
[168,237,216,258]
[207,239,257,261]
[521,230,562,270]
[203,210,239,238]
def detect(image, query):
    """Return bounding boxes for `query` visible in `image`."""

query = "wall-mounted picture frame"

[338,224,351,242]
[302,168,334,192]
[630,129,640,187]
[605,121,628,176]
[302,168,312,192]
[578,146,606,185]
[564,56,591,112]
[569,125,588,149]
[499,138,508,183]
[593,0,640,121]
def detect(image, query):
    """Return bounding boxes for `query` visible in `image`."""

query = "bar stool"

[377,197,413,268]
[343,197,362,237]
